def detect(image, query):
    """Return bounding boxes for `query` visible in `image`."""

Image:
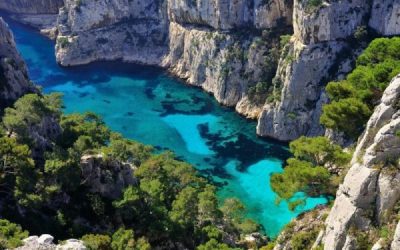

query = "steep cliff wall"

[0,0,64,14]
[56,0,169,65]
[6,0,400,139]
[168,0,293,30]
[55,0,293,118]
[322,75,400,249]
[0,18,36,110]
[257,0,371,140]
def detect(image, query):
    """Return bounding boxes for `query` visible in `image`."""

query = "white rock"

[38,234,54,244]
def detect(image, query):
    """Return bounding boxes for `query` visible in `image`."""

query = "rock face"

[322,75,400,250]
[256,38,347,140]
[17,235,86,250]
[273,206,330,250]
[0,18,36,111]
[293,0,370,44]
[168,0,293,30]
[369,0,400,36]
[257,0,371,140]
[56,0,169,66]
[80,154,137,199]
[5,0,400,140]
[55,0,292,118]
[0,0,64,14]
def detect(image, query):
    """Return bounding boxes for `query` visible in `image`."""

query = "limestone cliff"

[168,0,293,30]
[54,0,292,118]
[0,17,36,111]
[0,0,64,14]
[321,75,400,249]
[257,0,372,140]
[4,0,400,139]
[56,0,169,65]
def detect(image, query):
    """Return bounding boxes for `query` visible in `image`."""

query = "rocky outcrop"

[0,18,36,111]
[0,0,64,14]
[0,0,64,38]
[162,22,281,116]
[293,0,370,44]
[56,0,169,66]
[17,235,86,250]
[256,0,371,140]
[273,206,330,250]
[392,222,400,250]
[256,38,348,140]
[81,154,137,199]
[322,75,400,249]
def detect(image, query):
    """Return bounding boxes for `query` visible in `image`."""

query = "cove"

[4,16,327,237]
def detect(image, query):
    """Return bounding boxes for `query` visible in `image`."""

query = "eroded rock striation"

[321,75,400,249]
[0,17,36,110]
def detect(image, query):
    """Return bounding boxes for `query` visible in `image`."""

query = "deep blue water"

[3,15,327,237]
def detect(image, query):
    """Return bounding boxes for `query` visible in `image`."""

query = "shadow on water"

[2,12,327,237]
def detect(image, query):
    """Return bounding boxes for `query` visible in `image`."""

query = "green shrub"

[0,219,28,249]
[290,229,319,250]
[321,37,400,139]
[82,234,112,250]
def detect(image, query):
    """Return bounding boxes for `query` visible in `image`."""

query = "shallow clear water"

[4,16,327,237]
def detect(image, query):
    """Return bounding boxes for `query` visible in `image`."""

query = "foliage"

[111,228,150,250]
[81,234,112,250]
[0,219,28,249]
[0,93,259,249]
[289,136,351,167]
[305,0,323,12]
[2,93,62,143]
[290,229,319,250]
[321,37,400,138]
[271,136,350,209]
[196,239,234,250]
[248,82,271,105]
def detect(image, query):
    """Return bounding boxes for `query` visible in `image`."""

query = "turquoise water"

[4,16,327,237]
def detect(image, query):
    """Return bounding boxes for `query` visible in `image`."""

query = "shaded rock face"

[80,154,137,200]
[56,0,169,66]
[322,75,400,250]
[168,0,293,30]
[369,0,400,36]
[162,22,280,116]
[293,0,370,44]
[0,0,64,14]
[0,18,36,111]
[256,0,369,140]
[257,38,348,140]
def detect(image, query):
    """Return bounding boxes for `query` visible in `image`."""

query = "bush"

[0,219,29,249]
[82,234,112,250]
[271,136,350,209]
[290,229,319,250]
[321,37,400,139]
